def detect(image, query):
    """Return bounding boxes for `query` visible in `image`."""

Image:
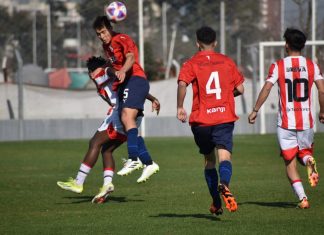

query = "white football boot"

[117,158,143,176]
[137,162,160,183]
[92,183,114,204]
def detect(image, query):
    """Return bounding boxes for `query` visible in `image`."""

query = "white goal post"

[259,40,324,134]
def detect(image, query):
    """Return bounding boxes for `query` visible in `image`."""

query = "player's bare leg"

[82,131,111,166]
[57,131,110,194]
[121,108,138,132]
[92,140,123,204]
[305,156,319,187]
[285,158,309,209]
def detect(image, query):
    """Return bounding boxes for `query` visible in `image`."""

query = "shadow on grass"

[56,195,145,204]
[149,213,221,221]
[239,201,296,208]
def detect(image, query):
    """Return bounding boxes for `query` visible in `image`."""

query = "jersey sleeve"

[314,63,324,81]
[92,68,113,87]
[117,34,137,55]
[178,61,195,84]
[231,61,244,87]
[266,62,279,84]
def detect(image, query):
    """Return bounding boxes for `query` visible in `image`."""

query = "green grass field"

[1,134,324,235]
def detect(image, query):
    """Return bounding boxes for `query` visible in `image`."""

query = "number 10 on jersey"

[206,71,222,100]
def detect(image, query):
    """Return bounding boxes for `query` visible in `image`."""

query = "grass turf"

[1,134,324,234]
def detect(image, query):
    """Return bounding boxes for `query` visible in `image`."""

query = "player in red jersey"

[92,16,159,179]
[249,28,324,209]
[177,26,244,215]
[57,56,160,203]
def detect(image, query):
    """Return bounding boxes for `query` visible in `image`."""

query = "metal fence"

[2,0,324,82]
[1,0,324,140]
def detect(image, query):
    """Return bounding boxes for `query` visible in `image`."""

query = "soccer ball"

[105,1,127,22]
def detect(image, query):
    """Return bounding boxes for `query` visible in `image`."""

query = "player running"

[248,28,324,209]
[57,56,160,203]
[177,26,244,215]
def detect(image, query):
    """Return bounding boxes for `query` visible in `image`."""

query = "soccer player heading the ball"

[248,28,324,209]
[92,16,160,179]
[57,56,160,203]
[177,26,244,215]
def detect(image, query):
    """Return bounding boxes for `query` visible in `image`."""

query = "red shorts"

[277,127,314,161]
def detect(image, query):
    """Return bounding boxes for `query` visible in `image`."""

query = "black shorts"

[119,76,149,111]
[191,122,234,155]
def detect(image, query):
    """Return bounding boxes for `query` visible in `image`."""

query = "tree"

[291,0,312,36]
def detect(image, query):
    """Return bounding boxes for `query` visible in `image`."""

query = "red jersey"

[178,50,244,126]
[103,33,146,79]
[266,56,323,130]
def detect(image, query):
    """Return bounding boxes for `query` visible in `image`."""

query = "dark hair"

[86,56,107,72]
[284,28,307,51]
[93,16,113,30]
[196,26,216,45]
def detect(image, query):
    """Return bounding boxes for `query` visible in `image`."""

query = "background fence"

[1,0,324,140]
[2,0,324,82]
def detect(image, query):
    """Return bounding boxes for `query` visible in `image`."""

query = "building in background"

[259,0,282,40]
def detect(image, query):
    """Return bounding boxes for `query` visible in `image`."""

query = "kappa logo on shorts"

[207,107,226,114]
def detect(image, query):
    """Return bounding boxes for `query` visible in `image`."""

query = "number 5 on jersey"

[206,71,221,100]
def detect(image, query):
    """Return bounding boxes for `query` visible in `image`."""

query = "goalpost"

[259,40,324,134]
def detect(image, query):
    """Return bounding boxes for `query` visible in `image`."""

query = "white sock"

[104,168,114,185]
[75,163,91,185]
[302,155,312,166]
[291,180,307,200]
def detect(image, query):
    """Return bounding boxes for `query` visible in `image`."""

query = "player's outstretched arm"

[248,81,273,124]
[177,81,188,123]
[146,94,160,115]
[315,79,324,123]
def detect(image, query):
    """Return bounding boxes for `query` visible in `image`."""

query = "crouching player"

[57,56,160,203]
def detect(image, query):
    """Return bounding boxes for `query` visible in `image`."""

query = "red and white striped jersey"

[92,67,119,110]
[266,56,323,130]
[178,50,244,126]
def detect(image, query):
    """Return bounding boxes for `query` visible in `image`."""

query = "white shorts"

[98,108,142,142]
[277,127,314,161]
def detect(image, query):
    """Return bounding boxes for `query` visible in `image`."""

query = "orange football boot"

[218,183,238,212]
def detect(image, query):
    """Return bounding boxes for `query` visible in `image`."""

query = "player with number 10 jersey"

[178,49,244,126]
[248,28,324,209]
[266,56,323,130]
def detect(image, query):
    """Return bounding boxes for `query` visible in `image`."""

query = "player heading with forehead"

[92,14,160,182]
[93,15,113,31]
